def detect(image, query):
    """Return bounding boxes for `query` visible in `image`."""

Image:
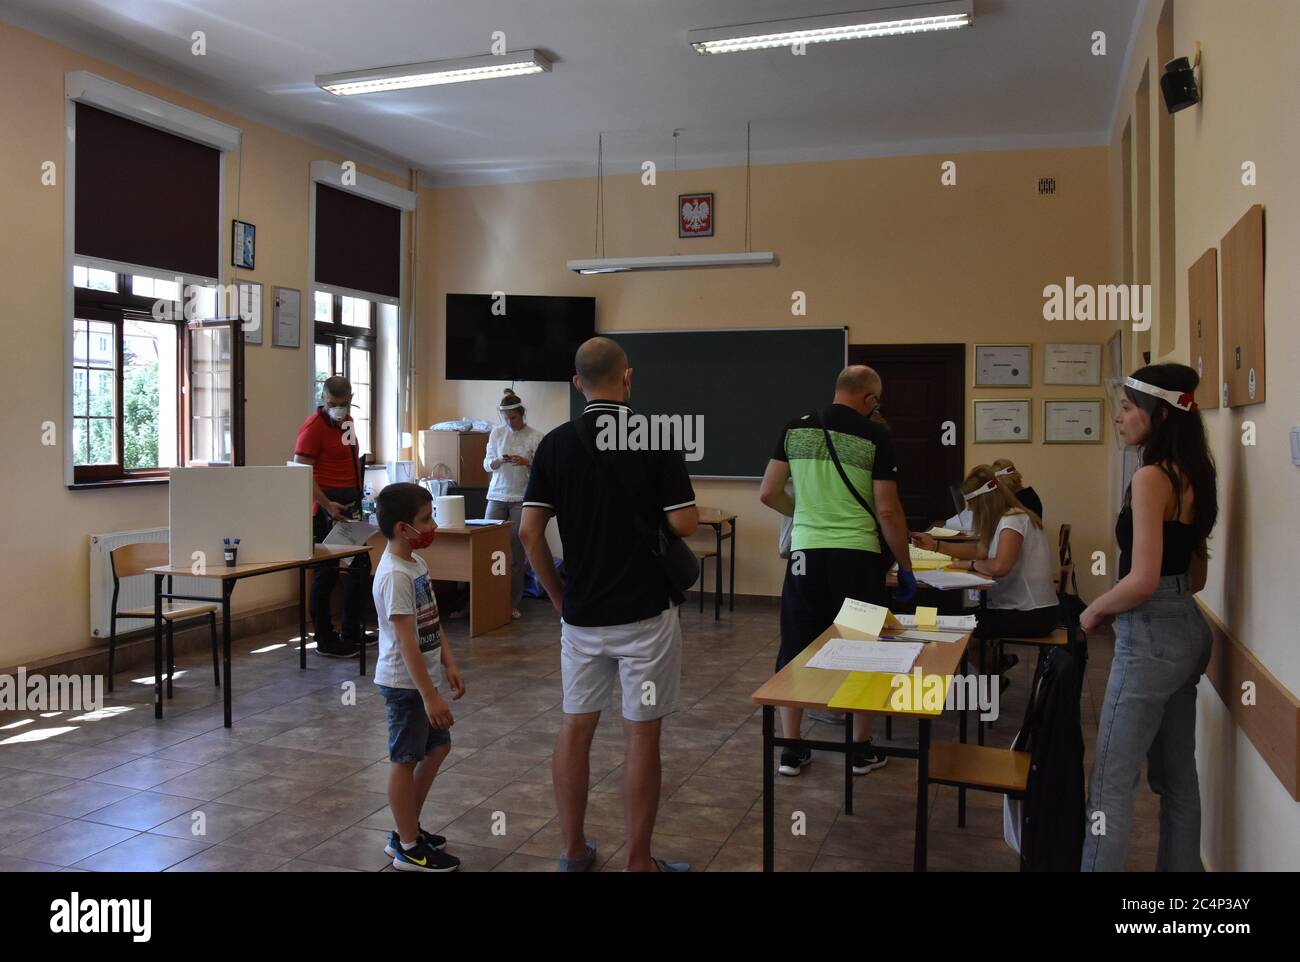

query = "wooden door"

[848,344,965,530]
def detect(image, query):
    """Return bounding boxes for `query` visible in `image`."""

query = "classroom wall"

[0,22,409,668]
[1106,0,1300,871]
[418,147,1116,600]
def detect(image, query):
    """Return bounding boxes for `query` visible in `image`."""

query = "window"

[71,266,244,484]
[314,291,376,462]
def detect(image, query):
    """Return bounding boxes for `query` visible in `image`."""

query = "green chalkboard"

[568,327,847,478]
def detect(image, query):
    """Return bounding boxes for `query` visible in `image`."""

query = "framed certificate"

[1043,342,1102,385]
[1044,399,1104,444]
[974,344,1032,387]
[272,286,301,349]
[973,398,1032,443]
[236,280,262,345]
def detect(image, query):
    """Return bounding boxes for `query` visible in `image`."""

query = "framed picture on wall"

[272,286,300,349]
[232,220,256,270]
[678,193,714,237]
[973,398,1032,443]
[974,344,1031,387]
[1044,399,1105,444]
[1043,342,1102,385]
[237,281,263,345]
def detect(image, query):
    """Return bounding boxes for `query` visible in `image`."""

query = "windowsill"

[68,476,169,490]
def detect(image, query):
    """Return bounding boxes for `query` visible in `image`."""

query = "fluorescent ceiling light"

[688,1,972,54]
[567,252,778,274]
[317,50,551,96]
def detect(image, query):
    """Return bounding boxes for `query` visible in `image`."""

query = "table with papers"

[751,599,973,872]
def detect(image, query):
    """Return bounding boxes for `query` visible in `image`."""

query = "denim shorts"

[376,684,451,764]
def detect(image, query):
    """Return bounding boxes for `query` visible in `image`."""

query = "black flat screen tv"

[445,293,596,381]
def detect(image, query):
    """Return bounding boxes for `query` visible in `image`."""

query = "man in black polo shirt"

[519,337,698,873]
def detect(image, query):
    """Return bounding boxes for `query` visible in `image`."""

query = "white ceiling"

[1,0,1143,185]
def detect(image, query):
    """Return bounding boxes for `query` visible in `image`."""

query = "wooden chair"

[1058,523,1073,566]
[108,542,219,695]
[928,741,1030,829]
[689,542,720,614]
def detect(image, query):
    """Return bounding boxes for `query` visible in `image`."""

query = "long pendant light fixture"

[688,0,973,55]
[316,50,551,96]
[568,124,777,275]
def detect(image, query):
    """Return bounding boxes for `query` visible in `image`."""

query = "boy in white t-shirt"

[372,482,465,872]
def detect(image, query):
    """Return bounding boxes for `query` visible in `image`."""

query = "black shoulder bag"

[571,417,699,605]
[807,410,894,569]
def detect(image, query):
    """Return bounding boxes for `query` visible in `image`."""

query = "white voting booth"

[169,466,314,567]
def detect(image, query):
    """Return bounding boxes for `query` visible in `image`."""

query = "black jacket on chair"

[1010,628,1088,871]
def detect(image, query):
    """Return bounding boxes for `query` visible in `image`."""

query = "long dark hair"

[1124,363,1218,554]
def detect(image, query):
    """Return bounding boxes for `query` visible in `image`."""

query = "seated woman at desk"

[991,457,1044,521]
[912,465,1058,678]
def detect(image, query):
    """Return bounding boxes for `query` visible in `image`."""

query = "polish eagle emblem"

[680,197,711,232]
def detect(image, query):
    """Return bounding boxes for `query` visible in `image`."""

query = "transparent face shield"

[498,400,525,430]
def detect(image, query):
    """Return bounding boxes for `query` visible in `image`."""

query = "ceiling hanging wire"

[745,120,752,253]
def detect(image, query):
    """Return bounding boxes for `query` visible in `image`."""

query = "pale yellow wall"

[419,148,1116,601]
[1107,0,1300,870]
[0,22,407,667]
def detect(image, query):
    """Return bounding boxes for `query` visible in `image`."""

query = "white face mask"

[328,405,350,422]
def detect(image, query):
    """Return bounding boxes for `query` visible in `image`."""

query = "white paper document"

[323,522,379,566]
[805,638,923,674]
[887,629,960,644]
[915,570,995,589]
[894,613,977,632]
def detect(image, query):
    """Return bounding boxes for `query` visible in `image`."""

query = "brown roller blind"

[74,103,220,279]
[314,183,401,299]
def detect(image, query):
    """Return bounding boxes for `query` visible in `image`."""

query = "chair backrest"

[948,484,966,517]
[110,541,169,580]
[1057,523,1073,566]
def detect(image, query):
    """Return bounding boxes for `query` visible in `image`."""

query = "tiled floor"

[0,597,1163,871]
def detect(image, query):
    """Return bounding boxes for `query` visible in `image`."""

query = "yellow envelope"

[833,598,903,639]
[915,606,938,629]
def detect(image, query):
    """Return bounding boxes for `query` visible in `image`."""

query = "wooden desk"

[752,625,971,872]
[695,507,737,619]
[148,544,370,728]
[416,523,512,638]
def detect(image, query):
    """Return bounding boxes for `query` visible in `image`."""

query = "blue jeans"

[1082,573,1212,871]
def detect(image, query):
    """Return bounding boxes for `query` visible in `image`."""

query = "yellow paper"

[827,670,950,717]
[827,672,898,712]
[915,606,938,628]
[833,598,903,639]
[910,559,949,571]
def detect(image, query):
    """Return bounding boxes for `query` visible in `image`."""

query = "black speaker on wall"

[1161,56,1200,113]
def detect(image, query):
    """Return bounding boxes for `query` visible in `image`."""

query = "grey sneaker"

[652,857,690,872]
[557,841,597,872]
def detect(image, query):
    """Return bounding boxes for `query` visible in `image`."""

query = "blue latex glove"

[894,568,918,604]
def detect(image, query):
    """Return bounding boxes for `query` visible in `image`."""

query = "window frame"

[70,271,245,487]
[313,292,377,464]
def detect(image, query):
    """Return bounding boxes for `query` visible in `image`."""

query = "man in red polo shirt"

[295,375,370,658]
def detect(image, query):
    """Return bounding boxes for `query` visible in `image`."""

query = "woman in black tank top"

[1081,364,1218,872]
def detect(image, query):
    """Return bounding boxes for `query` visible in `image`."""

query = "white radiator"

[88,527,220,638]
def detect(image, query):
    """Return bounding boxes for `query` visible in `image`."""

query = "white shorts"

[560,604,682,722]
